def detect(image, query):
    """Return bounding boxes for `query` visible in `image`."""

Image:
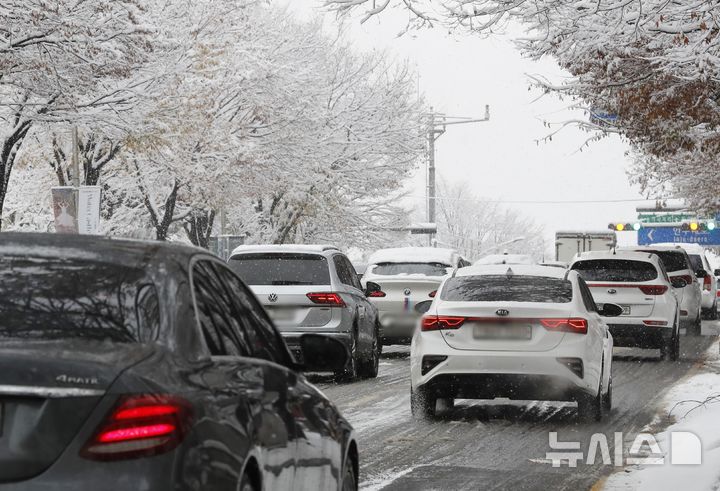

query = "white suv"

[363,247,470,345]
[619,245,702,334]
[655,243,717,321]
[410,264,617,421]
[569,251,682,360]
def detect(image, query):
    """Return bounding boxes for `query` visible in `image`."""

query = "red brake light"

[81,395,193,461]
[421,315,466,331]
[428,290,437,298]
[643,320,668,326]
[306,292,346,306]
[639,285,668,295]
[540,318,588,334]
[673,275,694,285]
[703,275,712,291]
[368,290,386,298]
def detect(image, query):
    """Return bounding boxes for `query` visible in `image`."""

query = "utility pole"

[71,126,80,187]
[426,105,491,246]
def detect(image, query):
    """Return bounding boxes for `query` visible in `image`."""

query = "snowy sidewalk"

[603,339,720,491]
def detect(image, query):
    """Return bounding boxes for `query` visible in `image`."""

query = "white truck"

[555,231,617,263]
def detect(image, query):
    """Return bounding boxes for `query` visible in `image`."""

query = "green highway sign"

[638,213,695,224]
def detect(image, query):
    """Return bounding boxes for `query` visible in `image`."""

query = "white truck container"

[555,231,617,263]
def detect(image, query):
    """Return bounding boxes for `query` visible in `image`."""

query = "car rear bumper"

[417,372,591,402]
[282,331,352,364]
[701,290,715,309]
[607,323,672,348]
[378,312,417,343]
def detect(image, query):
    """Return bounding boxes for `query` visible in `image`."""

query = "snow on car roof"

[474,254,535,265]
[457,264,566,279]
[652,242,708,254]
[618,245,685,252]
[367,247,458,266]
[571,250,657,263]
[230,244,339,256]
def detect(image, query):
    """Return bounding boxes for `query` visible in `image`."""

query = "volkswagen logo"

[496,309,510,317]
[403,288,411,296]
[268,293,278,303]
[607,288,617,295]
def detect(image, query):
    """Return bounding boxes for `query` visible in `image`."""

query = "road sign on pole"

[638,226,720,246]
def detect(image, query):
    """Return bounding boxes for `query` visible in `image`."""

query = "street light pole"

[426,105,490,246]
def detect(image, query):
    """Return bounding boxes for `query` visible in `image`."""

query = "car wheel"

[336,329,359,381]
[710,301,718,321]
[603,375,612,412]
[688,309,702,336]
[410,386,436,420]
[239,471,257,491]
[341,457,357,491]
[358,324,380,379]
[578,377,604,422]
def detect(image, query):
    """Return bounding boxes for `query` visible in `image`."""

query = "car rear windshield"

[228,253,330,285]
[637,250,688,272]
[440,275,573,303]
[688,254,705,272]
[371,262,449,277]
[0,256,160,343]
[571,259,657,282]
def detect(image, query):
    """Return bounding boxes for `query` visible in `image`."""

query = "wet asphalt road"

[313,321,720,491]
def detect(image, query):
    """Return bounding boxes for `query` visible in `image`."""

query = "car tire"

[410,386,436,420]
[336,328,359,381]
[603,375,612,412]
[709,301,718,321]
[688,309,702,336]
[341,457,358,491]
[358,324,380,379]
[239,471,257,491]
[577,377,604,422]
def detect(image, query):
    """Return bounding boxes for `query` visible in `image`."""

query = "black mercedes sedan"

[0,233,358,491]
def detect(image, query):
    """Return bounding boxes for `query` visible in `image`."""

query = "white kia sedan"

[410,265,619,421]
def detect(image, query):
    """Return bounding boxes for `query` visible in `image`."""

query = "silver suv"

[228,244,381,379]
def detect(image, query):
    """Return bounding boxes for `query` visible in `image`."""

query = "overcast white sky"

[284,2,644,247]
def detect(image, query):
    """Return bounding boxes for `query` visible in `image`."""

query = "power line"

[408,195,674,205]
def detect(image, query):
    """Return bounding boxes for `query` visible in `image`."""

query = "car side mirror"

[364,281,382,297]
[696,269,708,279]
[670,277,688,289]
[298,334,348,372]
[414,300,433,314]
[598,303,623,317]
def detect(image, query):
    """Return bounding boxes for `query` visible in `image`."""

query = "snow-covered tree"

[435,181,546,260]
[326,0,720,211]
[0,0,157,228]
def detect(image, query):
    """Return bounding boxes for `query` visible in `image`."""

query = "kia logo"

[607,289,617,295]
[404,289,411,296]
[268,293,278,302]
[496,309,510,317]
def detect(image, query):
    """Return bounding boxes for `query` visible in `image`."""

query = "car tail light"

[703,275,712,292]
[716,289,720,298]
[540,318,588,334]
[643,320,668,326]
[81,395,193,461]
[428,290,437,298]
[673,275,694,286]
[638,285,668,295]
[368,290,386,298]
[421,315,466,331]
[306,292,346,306]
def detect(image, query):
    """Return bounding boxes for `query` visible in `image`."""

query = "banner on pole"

[78,186,102,235]
[51,187,79,234]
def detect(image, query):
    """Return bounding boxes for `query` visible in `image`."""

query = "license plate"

[622,305,631,315]
[267,308,295,322]
[473,324,532,340]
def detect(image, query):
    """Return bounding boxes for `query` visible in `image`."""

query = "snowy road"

[313,321,720,491]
